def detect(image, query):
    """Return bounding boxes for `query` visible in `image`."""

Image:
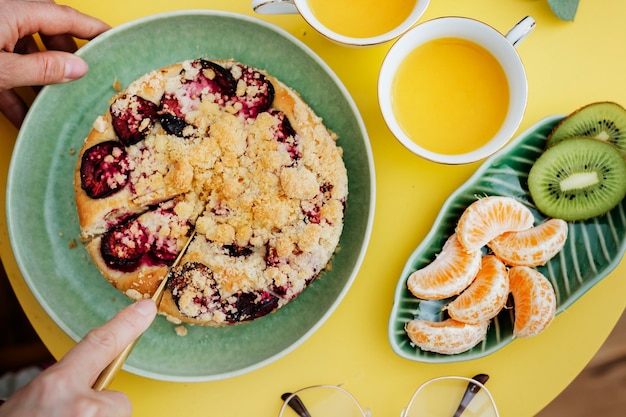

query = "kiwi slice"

[528,137,626,221]
[546,102,626,156]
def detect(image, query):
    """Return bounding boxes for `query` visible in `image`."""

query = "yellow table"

[2,0,625,415]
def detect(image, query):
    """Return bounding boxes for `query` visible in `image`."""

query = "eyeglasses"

[279,374,499,417]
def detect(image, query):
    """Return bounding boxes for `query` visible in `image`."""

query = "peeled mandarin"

[456,196,534,251]
[488,218,568,267]
[509,266,557,338]
[447,255,509,324]
[407,233,481,300]
[405,318,489,355]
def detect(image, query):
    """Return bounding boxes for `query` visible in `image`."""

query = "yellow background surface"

[1,0,625,416]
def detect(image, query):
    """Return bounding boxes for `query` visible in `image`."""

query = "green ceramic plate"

[7,11,374,381]
[389,115,626,363]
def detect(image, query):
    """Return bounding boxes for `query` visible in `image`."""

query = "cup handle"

[252,0,299,14]
[505,16,536,48]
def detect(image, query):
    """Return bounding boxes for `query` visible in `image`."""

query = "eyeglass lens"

[404,377,498,417]
[279,386,366,417]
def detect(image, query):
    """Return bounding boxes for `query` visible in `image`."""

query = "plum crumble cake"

[74,59,347,326]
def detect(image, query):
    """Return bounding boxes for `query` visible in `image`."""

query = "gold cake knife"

[92,230,196,391]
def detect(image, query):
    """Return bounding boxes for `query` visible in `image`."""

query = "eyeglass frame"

[278,375,500,417]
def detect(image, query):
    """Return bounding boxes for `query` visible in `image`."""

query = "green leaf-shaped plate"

[388,115,626,363]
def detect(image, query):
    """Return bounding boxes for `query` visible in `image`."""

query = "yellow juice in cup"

[392,37,510,155]
[308,0,417,38]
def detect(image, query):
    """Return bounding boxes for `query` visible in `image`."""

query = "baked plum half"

[167,261,280,323]
[99,202,190,271]
[100,216,149,271]
[110,94,158,146]
[158,59,236,137]
[80,140,129,199]
[229,63,275,119]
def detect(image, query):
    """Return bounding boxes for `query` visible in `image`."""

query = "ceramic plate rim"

[7,10,375,381]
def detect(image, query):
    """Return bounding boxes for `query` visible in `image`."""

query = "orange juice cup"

[251,0,430,46]
[378,16,535,164]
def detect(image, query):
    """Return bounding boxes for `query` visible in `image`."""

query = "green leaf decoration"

[548,0,580,21]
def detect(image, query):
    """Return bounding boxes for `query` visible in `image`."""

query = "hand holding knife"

[92,230,196,391]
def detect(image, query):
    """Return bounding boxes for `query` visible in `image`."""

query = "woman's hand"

[0,0,109,127]
[0,299,157,417]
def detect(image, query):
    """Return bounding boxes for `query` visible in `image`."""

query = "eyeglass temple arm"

[453,374,490,417]
[281,393,312,417]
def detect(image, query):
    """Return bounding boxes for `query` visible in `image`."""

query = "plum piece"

[167,261,279,323]
[100,217,149,271]
[230,64,274,119]
[101,200,191,271]
[226,290,279,323]
[302,203,321,224]
[168,262,223,314]
[80,141,129,199]
[270,110,296,140]
[158,59,236,136]
[223,244,253,257]
[302,184,334,224]
[147,209,190,264]
[150,235,180,263]
[191,60,237,102]
[110,94,158,146]
[158,114,188,137]
[269,110,301,162]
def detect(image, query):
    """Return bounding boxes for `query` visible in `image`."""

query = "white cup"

[251,0,430,47]
[378,16,536,164]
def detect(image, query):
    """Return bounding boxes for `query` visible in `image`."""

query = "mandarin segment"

[447,255,509,324]
[488,218,568,267]
[405,318,489,355]
[509,266,557,338]
[455,196,534,251]
[407,233,481,300]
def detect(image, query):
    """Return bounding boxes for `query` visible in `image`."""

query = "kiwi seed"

[547,101,626,157]
[528,137,626,221]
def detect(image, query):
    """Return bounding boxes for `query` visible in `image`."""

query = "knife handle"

[92,339,139,391]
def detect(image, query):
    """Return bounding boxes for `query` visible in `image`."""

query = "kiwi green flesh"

[547,102,626,156]
[528,137,626,221]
